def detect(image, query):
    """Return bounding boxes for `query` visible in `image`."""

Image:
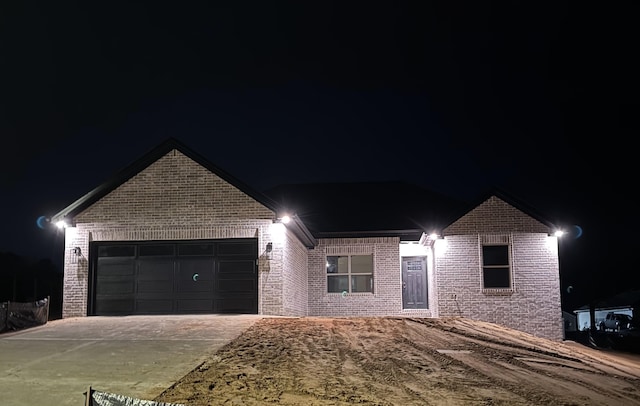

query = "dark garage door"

[90,239,257,315]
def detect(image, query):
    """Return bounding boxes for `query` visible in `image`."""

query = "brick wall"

[437,196,564,341]
[445,195,550,235]
[61,149,279,317]
[307,237,431,317]
[282,231,309,316]
[60,151,563,341]
[62,227,90,317]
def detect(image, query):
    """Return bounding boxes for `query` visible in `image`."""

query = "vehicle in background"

[598,312,633,332]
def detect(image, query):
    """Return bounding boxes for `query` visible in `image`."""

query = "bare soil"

[154,317,640,405]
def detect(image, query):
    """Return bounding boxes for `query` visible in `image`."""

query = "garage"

[89,239,258,315]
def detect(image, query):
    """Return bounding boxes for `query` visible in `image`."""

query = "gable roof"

[50,138,317,248]
[264,181,468,240]
[51,138,558,247]
[441,186,559,233]
[51,137,280,223]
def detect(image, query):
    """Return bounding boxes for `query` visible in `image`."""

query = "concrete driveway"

[0,314,263,406]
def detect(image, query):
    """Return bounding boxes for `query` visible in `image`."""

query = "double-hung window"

[326,254,373,293]
[482,244,511,289]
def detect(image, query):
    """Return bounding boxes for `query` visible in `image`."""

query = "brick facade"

[258,223,309,316]
[59,146,564,341]
[436,196,564,341]
[282,231,309,316]
[61,150,281,317]
[307,237,433,317]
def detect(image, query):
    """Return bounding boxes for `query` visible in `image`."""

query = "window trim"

[326,253,374,294]
[480,235,514,294]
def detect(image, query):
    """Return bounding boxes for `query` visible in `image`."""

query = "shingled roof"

[51,137,557,245]
[264,181,468,240]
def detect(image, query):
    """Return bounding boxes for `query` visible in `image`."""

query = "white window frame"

[325,247,374,294]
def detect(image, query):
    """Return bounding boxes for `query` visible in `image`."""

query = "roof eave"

[287,216,317,248]
[314,229,424,240]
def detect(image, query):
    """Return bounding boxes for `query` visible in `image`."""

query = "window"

[97,245,135,257]
[139,244,174,257]
[326,254,373,293]
[482,245,510,288]
[178,243,214,256]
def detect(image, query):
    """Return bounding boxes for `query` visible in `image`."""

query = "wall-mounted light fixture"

[265,242,273,260]
[73,247,82,257]
[419,231,442,246]
[273,215,292,224]
[55,217,74,229]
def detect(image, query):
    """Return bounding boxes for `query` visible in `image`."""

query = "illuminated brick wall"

[436,196,564,341]
[61,149,287,317]
[60,149,563,342]
[307,237,433,318]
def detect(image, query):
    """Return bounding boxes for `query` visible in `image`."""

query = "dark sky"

[1,2,637,310]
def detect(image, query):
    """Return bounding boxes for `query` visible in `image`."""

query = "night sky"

[1,2,637,311]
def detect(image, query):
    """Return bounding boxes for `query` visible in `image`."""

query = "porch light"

[419,232,441,246]
[273,214,292,224]
[55,220,69,229]
[553,230,565,237]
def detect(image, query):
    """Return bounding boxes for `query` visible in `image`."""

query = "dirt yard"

[154,317,640,405]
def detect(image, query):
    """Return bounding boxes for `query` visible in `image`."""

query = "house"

[51,138,565,341]
[573,289,639,331]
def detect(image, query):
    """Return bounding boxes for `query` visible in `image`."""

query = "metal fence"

[84,386,185,406]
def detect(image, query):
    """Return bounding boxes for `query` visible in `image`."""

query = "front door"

[402,256,427,309]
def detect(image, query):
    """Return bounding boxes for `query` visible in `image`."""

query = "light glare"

[434,238,448,257]
[269,222,286,244]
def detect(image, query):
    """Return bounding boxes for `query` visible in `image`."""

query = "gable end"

[51,137,279,223]
[444,195,551,235]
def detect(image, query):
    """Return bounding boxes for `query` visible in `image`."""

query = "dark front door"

[402,256,427,309]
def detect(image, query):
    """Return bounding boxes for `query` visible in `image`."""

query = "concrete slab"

[0,314,263,406]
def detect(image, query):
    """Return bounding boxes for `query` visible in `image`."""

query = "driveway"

[0,314,263,406]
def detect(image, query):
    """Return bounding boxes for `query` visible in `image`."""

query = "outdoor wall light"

[73,247,82,257]
[273,215,292,224]
[55,218,74,229]
[264,242,273,260]
[419,232,442,246]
